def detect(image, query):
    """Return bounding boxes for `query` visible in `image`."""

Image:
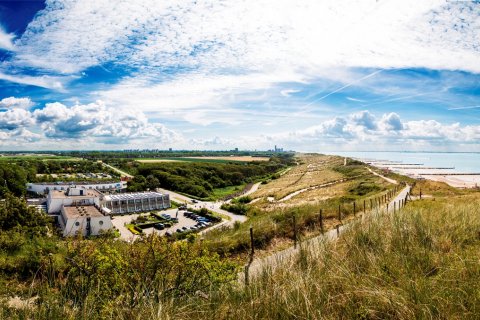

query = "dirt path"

[242,182,261,197]
[102,162,134,178]
[367,167,398,184]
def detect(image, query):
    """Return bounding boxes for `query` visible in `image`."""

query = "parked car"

[176,228,183,233]
[165,231,172,237]
[191,199,198,203]
[154,223,165,230]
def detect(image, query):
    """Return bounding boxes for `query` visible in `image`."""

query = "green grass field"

[210,184,246,199]
[134,157,251,164]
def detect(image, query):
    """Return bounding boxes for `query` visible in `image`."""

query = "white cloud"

[0,97,34,110]
[0,26,14,51]
[280,89,300,97]
[379,113,404,131]
[0,72,70,91]
[33,100,181,142]
[268,110,480,150]
[0,108,35,130]
[13,0,480,75]
[96,71,305,116]
[0,128,41,143]
[350,110,377,130]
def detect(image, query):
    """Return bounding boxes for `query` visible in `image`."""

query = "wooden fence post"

[336,224,340,237]
[353,202,356,217]
[293,215,297,249]
[394,202,396,214]
[250,226,254,256]
[363,199,366,213]
[319,209,324,234]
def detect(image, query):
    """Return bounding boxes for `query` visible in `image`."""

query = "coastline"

[353,156,480,189]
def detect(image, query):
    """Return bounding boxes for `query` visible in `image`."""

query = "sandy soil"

[421,175,480,188]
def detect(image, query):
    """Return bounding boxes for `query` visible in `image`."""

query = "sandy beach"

[362,159,480,189]
[421,174,480,188]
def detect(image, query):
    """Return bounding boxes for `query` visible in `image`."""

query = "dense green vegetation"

[0,192,237,318]
[126,155,294,199]
[3,178,480,318]
[0,160,119,197]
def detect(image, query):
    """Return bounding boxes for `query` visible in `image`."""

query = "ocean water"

[325,152,480,173]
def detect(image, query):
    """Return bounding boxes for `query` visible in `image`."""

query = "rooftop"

[49,189,102,199]
[104,191,167,201]
[28,181,123,186]
[62,205,104,218]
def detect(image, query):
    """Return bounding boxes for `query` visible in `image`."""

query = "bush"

[221,203,248,215]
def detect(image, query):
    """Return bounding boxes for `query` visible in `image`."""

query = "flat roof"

[50,189,102,199]
[104,192,167,201]
[62,205,104,218]
[28,181,123,186]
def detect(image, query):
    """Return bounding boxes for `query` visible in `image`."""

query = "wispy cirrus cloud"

[0,72,72,91]
[12,0,480,76]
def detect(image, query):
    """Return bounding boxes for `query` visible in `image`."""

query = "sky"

[0,0,479,152]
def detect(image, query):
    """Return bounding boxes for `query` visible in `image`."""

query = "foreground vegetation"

[3,190,480,318]
[184,194,480,319]
[2,152,480,319]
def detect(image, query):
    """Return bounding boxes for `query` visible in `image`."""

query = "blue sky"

[0,0,479,151]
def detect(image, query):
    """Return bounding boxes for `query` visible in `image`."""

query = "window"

[75,221,80,226]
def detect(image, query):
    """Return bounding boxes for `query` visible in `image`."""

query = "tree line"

[127,156,294,198]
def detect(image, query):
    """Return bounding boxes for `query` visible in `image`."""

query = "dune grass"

[138,194,480,320]
[4,191,480,319]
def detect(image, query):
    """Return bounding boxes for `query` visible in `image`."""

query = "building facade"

[103,192,170,214]
[27,181,127,195]
[60,205,114,237]
[46,187,103,214]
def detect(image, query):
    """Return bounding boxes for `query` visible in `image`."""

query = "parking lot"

[111,207,217,241]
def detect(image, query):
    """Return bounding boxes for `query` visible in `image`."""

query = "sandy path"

[367,167,398,184]
[102,163,133,178]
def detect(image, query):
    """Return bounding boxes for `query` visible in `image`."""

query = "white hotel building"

[45,186,170,236]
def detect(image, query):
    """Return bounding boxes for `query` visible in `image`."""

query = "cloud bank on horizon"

[0,0,479,151]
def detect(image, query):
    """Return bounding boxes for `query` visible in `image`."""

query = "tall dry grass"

[5,195,480,319]
[154,195,480,320]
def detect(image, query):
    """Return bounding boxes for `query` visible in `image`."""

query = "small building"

[47,187,103,214]
[60,205,113,237]
[27,181,127,195]
[103,192,170,214]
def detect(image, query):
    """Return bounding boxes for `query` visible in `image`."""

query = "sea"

[324,152,480,173]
